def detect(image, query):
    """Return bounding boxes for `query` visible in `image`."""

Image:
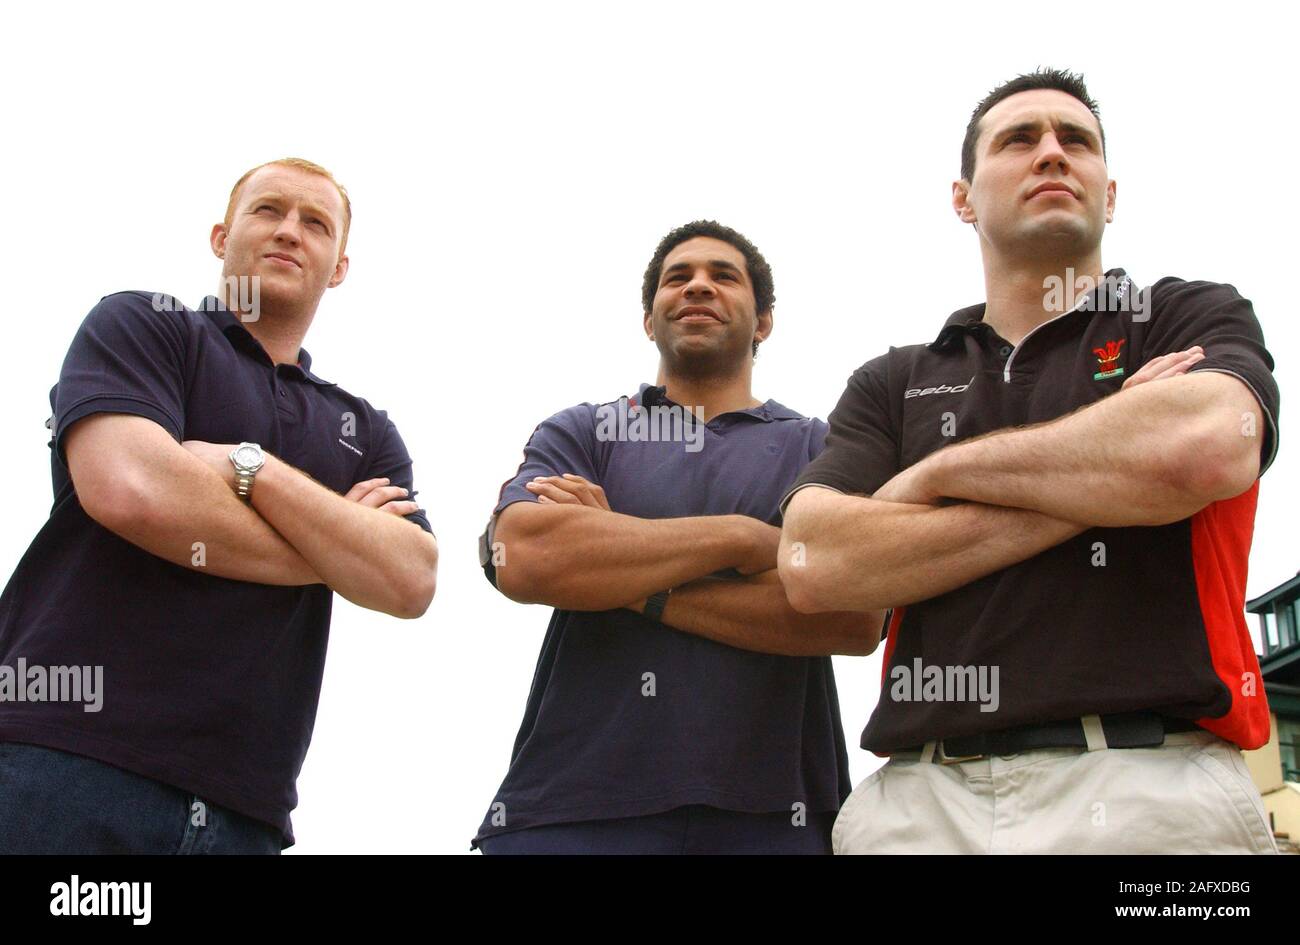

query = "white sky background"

[0,1,1295,853]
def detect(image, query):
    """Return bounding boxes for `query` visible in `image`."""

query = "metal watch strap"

[234,469,256,501]
[644,589,672,622]
[229,442,264,503]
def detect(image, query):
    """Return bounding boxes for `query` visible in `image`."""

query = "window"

[1263,611,1279,651]
[1282,602,1300,650]
[1278,718,1300,783]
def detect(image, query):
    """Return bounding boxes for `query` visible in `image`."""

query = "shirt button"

[999,345,1012,357]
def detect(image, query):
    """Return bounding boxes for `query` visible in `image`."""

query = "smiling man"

[780,70,1281,854]
[472,220,883,854]
[0,158,438,853]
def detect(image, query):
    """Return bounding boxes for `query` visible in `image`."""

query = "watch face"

[234,446,261,468]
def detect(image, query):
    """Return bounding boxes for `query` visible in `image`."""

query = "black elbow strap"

[478,516,499,589]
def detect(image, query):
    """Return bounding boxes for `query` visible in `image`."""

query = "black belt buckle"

[1103,711,1168,748]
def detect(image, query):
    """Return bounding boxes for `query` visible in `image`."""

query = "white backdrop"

[0,1,1295,853]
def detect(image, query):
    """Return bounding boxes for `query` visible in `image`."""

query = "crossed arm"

[780,349,1263,614]
[66,414,438,618]
[490,476,883,657]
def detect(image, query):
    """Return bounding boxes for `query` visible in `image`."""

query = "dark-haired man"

[781,69,1280,853]
[473,221,883,854]
[0,158,437,853]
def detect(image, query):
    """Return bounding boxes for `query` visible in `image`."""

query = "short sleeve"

[807,417,830,463]
[489,405,601,517]
[363,411,433,536]
[479,404,599,586]
[51,292,189,465]
[774,353,899,517]
[780,354,900,517]
[1138,278,1280,474]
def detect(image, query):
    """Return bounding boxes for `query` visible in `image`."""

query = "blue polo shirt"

[0,291,431,846]
[472,384,851,845]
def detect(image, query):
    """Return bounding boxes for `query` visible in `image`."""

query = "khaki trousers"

[832,730,1278,854]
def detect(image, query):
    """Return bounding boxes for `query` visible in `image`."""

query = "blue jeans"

[477,804,835,854]
[0,742,282,854]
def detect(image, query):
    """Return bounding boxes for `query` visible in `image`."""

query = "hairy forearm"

[71,417,322,586]
[634,570,883,657]
[780,488,1085,612]
[127,486,321,585]
[492,503,768,611]
[251,456,437,618]
[921,372,1262,526]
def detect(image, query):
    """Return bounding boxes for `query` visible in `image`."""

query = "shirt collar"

[929,268,1133,351]
[633,383,803,422]
[198,296,336,386]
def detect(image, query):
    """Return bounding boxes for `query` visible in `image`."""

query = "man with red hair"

[0,159,437,853]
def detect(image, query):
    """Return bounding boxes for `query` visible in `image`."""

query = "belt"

[901,711,1201,765]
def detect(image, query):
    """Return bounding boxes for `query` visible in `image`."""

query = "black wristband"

[643,589,671,622]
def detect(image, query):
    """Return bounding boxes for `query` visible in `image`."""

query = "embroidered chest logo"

[1092,339,1126,380]
[903,376,974,399]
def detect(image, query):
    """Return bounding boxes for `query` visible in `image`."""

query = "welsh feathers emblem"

[1092,338,1125,380]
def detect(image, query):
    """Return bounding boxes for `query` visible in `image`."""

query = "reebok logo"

[904,376,974,399]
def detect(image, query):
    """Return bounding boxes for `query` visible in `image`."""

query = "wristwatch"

[643,588,672,622]
[228,442,266,501]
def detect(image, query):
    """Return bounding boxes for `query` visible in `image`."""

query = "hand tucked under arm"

[246,454,438,619]
[180,439,437,618]
[778,345,1215,613]
[491,474,779,611]
[66,414,323,587]
[779,486,1086,613]
[894,370,1263,527]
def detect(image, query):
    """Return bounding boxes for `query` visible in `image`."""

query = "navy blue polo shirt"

[0,291,431,846]
[472,384,851,846]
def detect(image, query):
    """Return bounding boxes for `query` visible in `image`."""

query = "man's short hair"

[641,220,775,317]
[224,157,352,255]
[961,68,1106,182]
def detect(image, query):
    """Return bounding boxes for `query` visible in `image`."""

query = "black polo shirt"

[0,291,431,846]
[472,384,851,845]
[782,270,1280,753]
